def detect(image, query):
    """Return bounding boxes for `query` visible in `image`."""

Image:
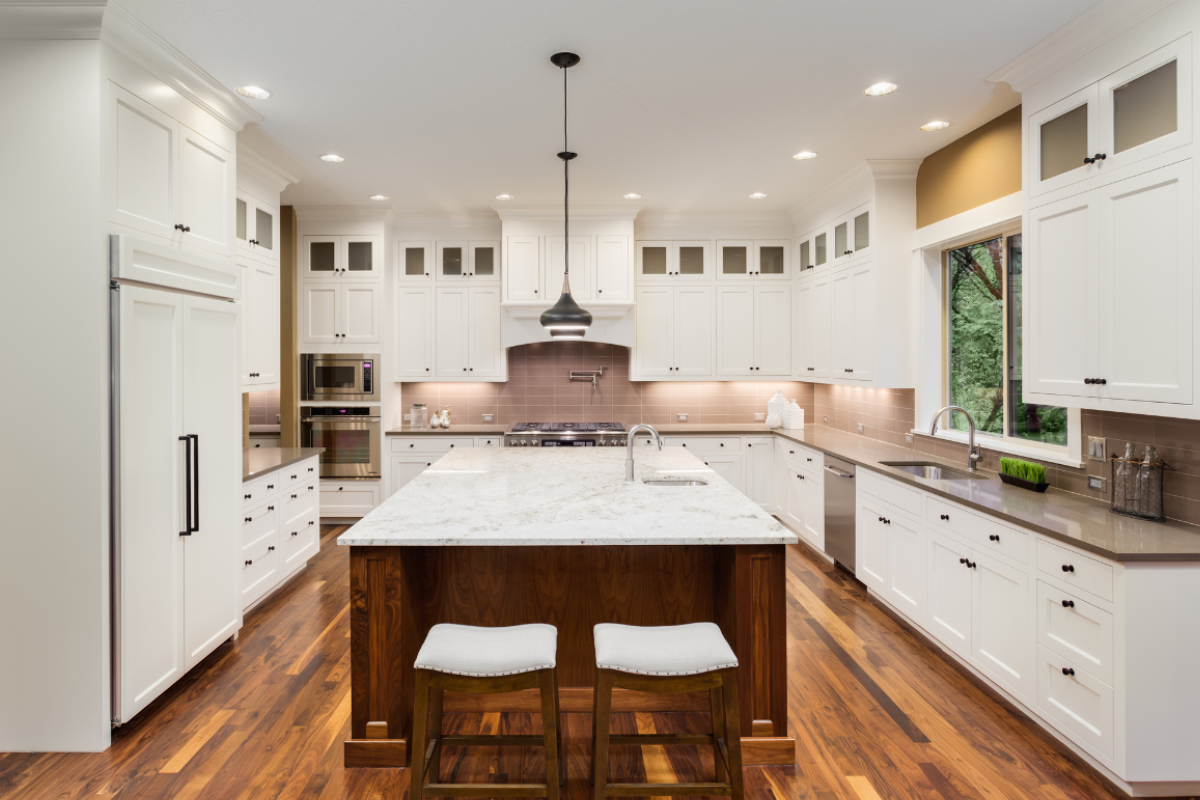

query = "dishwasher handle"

[824,464,854,479]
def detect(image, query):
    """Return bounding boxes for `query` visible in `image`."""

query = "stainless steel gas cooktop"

[506,422,626,446]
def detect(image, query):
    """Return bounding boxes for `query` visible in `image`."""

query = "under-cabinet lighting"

[320,154,345,162]
[623,193,642,200]
[236,86,271,99]
[792,151,818,160]
[864,82,898,97]
[495,193,515,200]
[368,194,389,201]
[921,120,951,131]
[749,192,767,199]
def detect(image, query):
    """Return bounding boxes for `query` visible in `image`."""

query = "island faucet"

[626,423,662,481]
[929,405,982,472]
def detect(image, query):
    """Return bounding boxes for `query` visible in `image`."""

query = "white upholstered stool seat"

[414,623,557,677]
[593,622,737,676]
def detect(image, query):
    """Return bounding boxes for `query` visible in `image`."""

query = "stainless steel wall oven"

[301,406,381,478]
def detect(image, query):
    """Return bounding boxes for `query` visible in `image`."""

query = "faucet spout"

[625,423,662,482]
[929,405,982,472]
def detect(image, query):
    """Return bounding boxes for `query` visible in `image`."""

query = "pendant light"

[540,51,593,340]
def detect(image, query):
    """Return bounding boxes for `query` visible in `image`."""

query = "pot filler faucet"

[626,423,662,481]
[929,405,982,472]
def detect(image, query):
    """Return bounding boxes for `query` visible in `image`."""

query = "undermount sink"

[879,461,984,481]
[643,479,708,487]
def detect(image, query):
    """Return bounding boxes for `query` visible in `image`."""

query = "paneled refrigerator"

[109,235,242,724]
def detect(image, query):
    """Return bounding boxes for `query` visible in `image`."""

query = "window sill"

[913,428,1085,469]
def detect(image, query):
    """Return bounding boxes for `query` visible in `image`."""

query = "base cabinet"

[320,480,381,519]
[241,457,320,611]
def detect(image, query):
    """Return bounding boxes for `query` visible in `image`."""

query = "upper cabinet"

[504,235,542,301]
[236,192,279,265]
[434,240,501,282]
[798,202,871,273]
[397,241,433,282]
[1029,36,1192,199]
[106,83,233,258]
[636,241,712,282]
[543,236,592,301]
[302,235,382,280]
[594,234,631,300]
[716,240,790,280]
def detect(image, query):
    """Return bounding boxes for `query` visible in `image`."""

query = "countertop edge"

[336,536,800,547]
[243,447,325,483]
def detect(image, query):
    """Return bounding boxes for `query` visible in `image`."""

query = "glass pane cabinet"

[306,237,337,274]
[853,211,870,252]
[236,192,279,263]
[637,241,710,281]
[799,240,812,271]
[254,207,274,252]
[471,242,499,279]
[815,233,827,267]
[834,221,848,259]
[438,242,465,278]
[1040,103,1090,181]
[347,240,374,273]
[719,242,749,276]
[398,242,432,281]
[303,235,380,279]
[677,242,708,276]
[755,241,790,279]
[236,198,247,243]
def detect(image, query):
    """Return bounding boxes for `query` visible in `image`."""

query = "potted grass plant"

[998,457,1050,493]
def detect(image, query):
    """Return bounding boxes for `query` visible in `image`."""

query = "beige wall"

[280,206,299,447]
[916,105,1022,228]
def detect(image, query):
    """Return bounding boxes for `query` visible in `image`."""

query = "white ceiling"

[121,0,1102,214]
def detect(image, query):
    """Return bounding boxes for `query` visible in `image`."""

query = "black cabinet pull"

[244,493,251,499]
[989,534,1000,542]
[797,474,805,480]
[960,557,968,564]
[1061,599,1075,608]
[845,368,853,373]
[268,546,275,552]
[1061,667,1076,676]
[1062,564,1075,573]
[245,559,253,566]
[681,443,687,447]
[338,487,343,491]
[291,493,298,499]
[267,484,274,489]
[308,467,314,472]
[292,531,298,537]
[180,435,192,536]
[720,443,724,447]
[309,520,315,525]
[268,505,274,511]
[1084,153,1107,164]
[807,458,812,462]
[968,560,976,569]
[879,517,885,522]
[940,514,949,520]
[244,516,251,523]
[291,474,297,480]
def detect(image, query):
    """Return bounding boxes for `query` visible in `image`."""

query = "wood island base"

[345,544,795,768]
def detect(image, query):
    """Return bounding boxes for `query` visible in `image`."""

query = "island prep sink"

[643,479,708,487]
[879,461,984,481]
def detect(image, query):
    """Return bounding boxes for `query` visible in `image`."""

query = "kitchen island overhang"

[338,447,798,768]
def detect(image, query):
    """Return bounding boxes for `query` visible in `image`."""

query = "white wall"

[0,40,110,750]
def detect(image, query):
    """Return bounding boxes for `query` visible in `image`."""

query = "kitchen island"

[337,446,798,768]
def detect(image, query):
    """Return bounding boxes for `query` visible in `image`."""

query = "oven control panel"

[361,360,373,395]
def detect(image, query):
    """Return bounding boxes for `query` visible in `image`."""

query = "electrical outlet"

[1088,475,1106,491]
[677,413,688,422]
[857,423,864,432]
[1088,436,1107,462]
[482,413,495,423]
[823,415,829,423]
[905,433,913,443]
[754,412,765,422]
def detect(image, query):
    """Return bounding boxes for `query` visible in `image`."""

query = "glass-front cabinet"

[469,241,500,281]
[831,206,871,267]
[717,240,752,278]
[236,191,279,264]
[429,241,501,282]
[302,235,382,280]
[754,240,791,279]
[398,241,433,282]
[716,240,789,280]
[635,241,711,281]
[1030,37,1190,198]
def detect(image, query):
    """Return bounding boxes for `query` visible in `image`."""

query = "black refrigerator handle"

[179,435,192,535]
[190,434,199,533]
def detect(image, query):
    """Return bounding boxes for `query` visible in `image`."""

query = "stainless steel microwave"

[301,353,379,402]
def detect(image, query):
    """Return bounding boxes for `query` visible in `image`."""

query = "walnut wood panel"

[0,526,1141,800]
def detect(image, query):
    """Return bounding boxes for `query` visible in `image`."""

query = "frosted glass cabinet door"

[754,241,790,280]
[636,242,673,281]
[717,241,752,278]
[1030,85,1099,198]
[469,241,500,281]
[1099,38,1192,175]
[398,242,433,282]
[676,241,711,279]
[437,241,467,279]
[304,236,340,278]
[342,236,381,280]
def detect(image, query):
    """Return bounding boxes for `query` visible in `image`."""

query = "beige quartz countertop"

[387,424,508,435]
[379,422,1200,561]
[243,447,324,483]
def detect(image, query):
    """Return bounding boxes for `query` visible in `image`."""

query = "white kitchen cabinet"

[636,240,711,282]
[781,452,823,551]
[797,227,830,273]
[437,241,468,280]
[302,235,381,280]
[437,240,501,282]
[1025,160,1192,408]
[240,258,280,391]
[320,480,381,519]
[634,286,712,379]
[885,513,926,621]
[594,234,630,299]
[299,281,381,346]
[241,456,321,612]
[435,287,468,377]
[830,261,875,381]
[973,550,1035,700]
[398,241,434,283]
[716,285,791,376]
[857,497,891,595]
[505,235,541,301]
[107,82,233,257]
[434,286,504,380]
[797,275,832,380]
[395,287,434,378]
[926,529,974,660]
[743,438,775,512]
[717,240,790,280]
[469,241,501,282]
[544,235,592,301]
[468,286,503,378]
[235,192,279,265]
[389,455,434,497]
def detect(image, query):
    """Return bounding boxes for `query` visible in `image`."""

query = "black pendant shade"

[540,51,592,340]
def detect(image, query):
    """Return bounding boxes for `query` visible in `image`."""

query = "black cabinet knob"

[940,514,949,520]
[960,557,968,564]
[338,487,343,491]
[1061,600,1075,608]
[789,450,794,454]
[797,474,805,480]
[1062,564,1075,573]
[989,534,1000,542]
[268,546,275,552]
[267,484,274,489]
[968,560,977,568]
[292,531,298,537]
[879,517,885,522]
[1061,667,1075,676]
[309,520,315,525]
[245,560,253,566]
[244,493,251,499]
[720,443,724,447]
[268,505,274,511]
[244,516,251,523]
[291,493,297,499]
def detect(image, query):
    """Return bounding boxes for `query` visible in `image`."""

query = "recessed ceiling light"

[921,120,952,131]
[792,151,818,160]
[236,85,271,100]
[320,154,344,162]
[864,82,898,97]
[623,193,642,200]
[368,194,389,201]
[749,192,767,200]
[495,194,514,200]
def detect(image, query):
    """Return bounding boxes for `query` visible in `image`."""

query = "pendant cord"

[563,64,569,279]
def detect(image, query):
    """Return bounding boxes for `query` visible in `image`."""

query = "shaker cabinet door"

[675,287,713,377]
[109,83,177,241]
[635,286,674,378]
[395,288,434,378]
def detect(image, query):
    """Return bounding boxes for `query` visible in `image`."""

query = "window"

[946,231,1068,449]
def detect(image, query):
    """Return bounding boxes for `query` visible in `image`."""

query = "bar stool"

[410,623,566,800]
[590,622,744,800]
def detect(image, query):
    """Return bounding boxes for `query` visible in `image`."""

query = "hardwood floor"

[0,525,1178,800]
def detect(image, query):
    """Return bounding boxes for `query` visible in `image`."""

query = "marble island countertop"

[337,447,797,547]
[243,447,324,482]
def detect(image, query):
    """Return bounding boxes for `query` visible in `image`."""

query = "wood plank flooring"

[0,525,1180,800]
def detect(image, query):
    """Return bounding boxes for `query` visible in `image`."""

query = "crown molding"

[0,1,106,38]
[237,144,299,194]
[493,205,643,221]
[393,212,502,229]
[637,211,794,228]
[100,1,262,131]
[293,205,394,222]
[865,158,923,180]
[789,159,921,225]
[987,0,1177,93]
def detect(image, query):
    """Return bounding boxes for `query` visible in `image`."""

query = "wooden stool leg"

[428,685,444,784]
[589,667,600,785]
[552,669,566,786]
[719,668,744,800]
[410,670,431,800]
[709,685,726,784]
[539,669,561,800]
[592,669,614,800]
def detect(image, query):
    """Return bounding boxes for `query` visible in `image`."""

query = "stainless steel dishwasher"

[823,455,857,573]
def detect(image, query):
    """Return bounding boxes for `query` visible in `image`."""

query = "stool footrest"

[425,783,550,798]
[440,734,549,747]
[608,734,714,746]
[605,783,732,797]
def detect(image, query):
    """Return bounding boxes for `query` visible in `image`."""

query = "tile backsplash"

[248,389,281,427]
[399,344,1200,526]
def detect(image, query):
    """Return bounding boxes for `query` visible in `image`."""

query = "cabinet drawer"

[1036,539,1114,602]
[1036,581,1114,686]
[665,437,742,453]
[242,472,281,509]
[389,437,475,455]
[242,541,280,609]
[280,512,319,575]
[858,470,922,518]
[1036,645,1115,760]
[474,436,502,448]
[241,501,277,554]
[321,480,381,518]
[279,457,319,492]
[280,481,317,525]
[926,496,1029,564]
[781,443,821,470]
